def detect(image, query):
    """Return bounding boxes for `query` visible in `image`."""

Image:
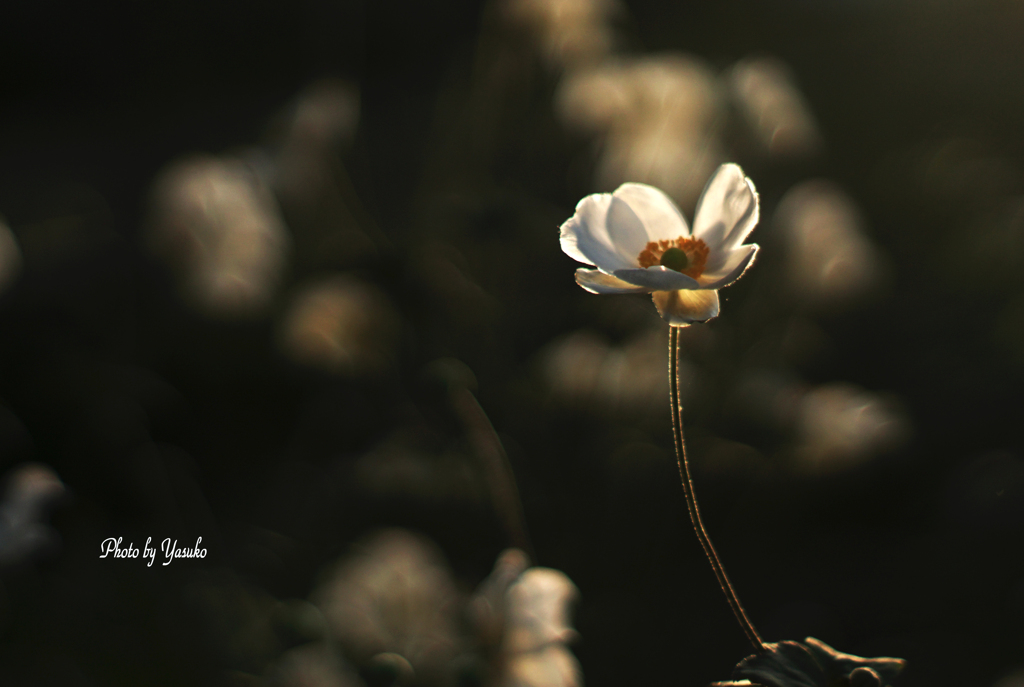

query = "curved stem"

[451,386,536,562]
[668,326,765,653]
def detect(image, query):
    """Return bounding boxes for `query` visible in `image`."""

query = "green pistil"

[660,247,690,272]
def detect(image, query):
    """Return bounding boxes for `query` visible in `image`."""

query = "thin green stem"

[668,326,765,653]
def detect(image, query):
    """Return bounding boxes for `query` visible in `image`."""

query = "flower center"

[660,247,689,271]
[637,237,709,278]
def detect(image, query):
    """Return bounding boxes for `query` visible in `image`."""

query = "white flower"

[471,549,582,687]
[559,163,760,325]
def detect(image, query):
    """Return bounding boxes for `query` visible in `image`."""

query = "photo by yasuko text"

[98,537,207,567]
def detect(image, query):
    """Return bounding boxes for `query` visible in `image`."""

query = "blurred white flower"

[271,642,362,687]
[557,54,724,207]
[471,549,581,687]
[277,80,359,157]
[269,80,364,219]
[794,383,909,472]
[560,164,759,325]
[540,329,675,416]
[313,530,461,684]
[146,155,290,318]
[728,57,822,159]
[278,275,399,376]
[732,372,909,474]
[502,0,622,70]
[774,181,884,309]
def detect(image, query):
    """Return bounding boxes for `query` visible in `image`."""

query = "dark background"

[0,0,1022,685]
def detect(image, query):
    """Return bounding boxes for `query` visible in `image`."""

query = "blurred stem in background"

[449,383,536,561]
[668,325,765,654]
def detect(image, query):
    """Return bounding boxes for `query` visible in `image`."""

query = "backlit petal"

[603,195,653,262]
[612,182,690,242]
[613,266,701,291]
[698,243,758,289]
[575,269,649,294]
[503,568,579,654]
[691,164,759,250]
[559,195,642,272]
[651,289,720,325]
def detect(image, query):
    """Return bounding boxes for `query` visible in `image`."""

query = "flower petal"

[559,194,643,272]
[613,266,701,291]
[505,645,581,687]
[604,195,655,262]
[612,182,690,242]
[503,568,579,653]
[651,289,720,325]
[575,269,649,294]
[698,243,758,289]
[692,164,759,250]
